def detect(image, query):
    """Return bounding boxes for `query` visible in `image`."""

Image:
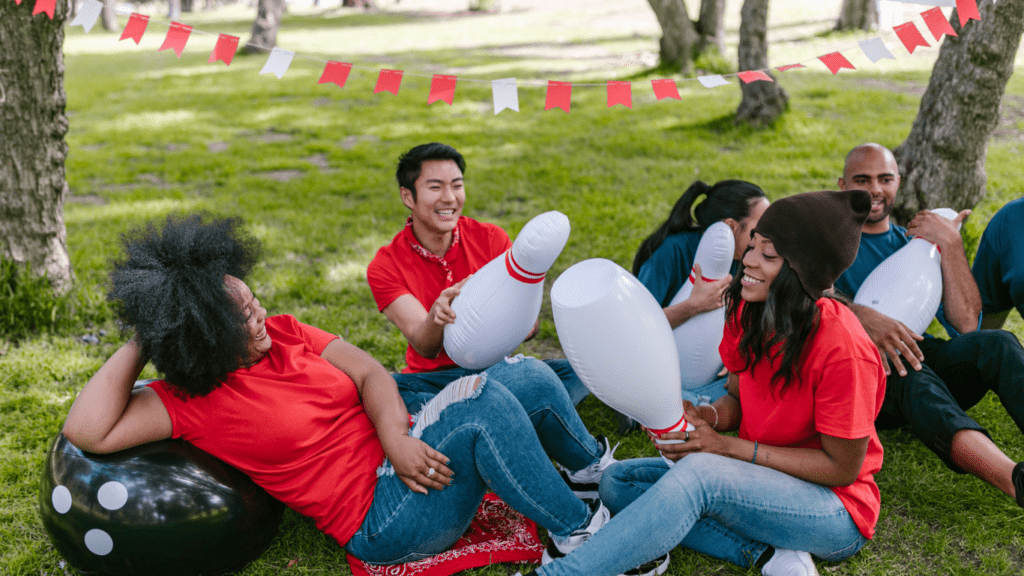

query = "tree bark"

[696,0,726,56]
[834,0,878,32]
[735,0,788,126]
[0,0,73,291]
[100,0,118,32]
[892,1,1024,222]
[168,0,181,20]
[243,0,286,53]
[646,0,699,74]
[182,0,195,12]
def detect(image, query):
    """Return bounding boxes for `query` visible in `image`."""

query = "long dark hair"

[632,180,766,275]
[723,255,820,394]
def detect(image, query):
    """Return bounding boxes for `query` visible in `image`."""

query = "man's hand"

[906,209,970,253]
[381,434,453,494]
[853,304,924,376]
[428,277,470,326]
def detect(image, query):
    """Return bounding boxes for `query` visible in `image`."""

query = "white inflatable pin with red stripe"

[667,221,735,389]
[444,211,571,370]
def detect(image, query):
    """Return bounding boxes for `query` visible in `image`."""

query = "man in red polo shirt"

[367,143,612,499]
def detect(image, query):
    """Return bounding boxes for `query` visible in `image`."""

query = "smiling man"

[834,142,1024,510]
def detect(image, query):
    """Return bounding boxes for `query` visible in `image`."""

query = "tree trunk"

[168,0,181,20]
[0,0,73,291]
[181,0,195,12]
[100,0,118,31]
[243,0,286,53]
[892,0,1024,222]
[696,0,726,57]
[834,0,878,32]
[735,0,788,126]
[343,0,376,6]
[68,0,77,19]
[646,0,699,74]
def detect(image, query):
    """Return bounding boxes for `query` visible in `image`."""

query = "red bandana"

[404,216,461,287]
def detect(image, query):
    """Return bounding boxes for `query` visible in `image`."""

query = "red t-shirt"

[149,315,385,546]
[366,216,512,373]
[719,298,886,539]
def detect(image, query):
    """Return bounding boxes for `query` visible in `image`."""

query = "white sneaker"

[762,548,819,576]
[541,499,610,564]
[618,552,670,576]
[558,435,619,499]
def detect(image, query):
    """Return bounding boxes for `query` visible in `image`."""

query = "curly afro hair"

[108,213,262,397]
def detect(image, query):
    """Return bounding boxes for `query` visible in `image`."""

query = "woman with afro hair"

[63,213,609,566]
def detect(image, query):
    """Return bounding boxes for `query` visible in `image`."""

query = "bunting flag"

[775,63,806,71]
[737,70,773,83]
[69,0,103,33]
[428,75,458,105]
[158,22,192,58]
[209,34,239,66]
[859,38,896,62]
[374,69,403,95]
[32,0,55,19]
[920,7,958,40]
[651,79,680,101]
[492,78,519,114]
[545,81,572,113]
[893,22,930,54]
[119,13,149,44]
[14,0,21,5]
[819,52,856,74]
[955,0,981,27]
[319,61,352,88]
[698,75,730,88]
[260,47,295,79]
[607,81,631,108]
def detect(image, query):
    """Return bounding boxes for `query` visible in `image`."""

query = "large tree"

[734,0,788,126]
[0,0,73,291]
[242,0,286,54]
[834,0,878,32]
[646,0,727,74]
[892,0,1024,221]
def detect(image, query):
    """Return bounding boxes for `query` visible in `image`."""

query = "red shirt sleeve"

[719,305,745,373]
[366,244,409,312]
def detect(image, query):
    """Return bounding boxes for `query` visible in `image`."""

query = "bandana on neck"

[405,216,461,287]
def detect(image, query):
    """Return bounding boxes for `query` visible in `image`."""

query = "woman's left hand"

[384,435,453,494]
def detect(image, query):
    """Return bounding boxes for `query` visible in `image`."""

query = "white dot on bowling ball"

[51,485,72,514]
[84,529,114,556]
[97,481,129,510]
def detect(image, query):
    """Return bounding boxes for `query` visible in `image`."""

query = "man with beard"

[833,142,1024,509]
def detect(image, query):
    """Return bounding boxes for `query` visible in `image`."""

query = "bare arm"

[663,265,731,329]
[63,340,173,454]
[381,278,469,359]
[906,209,982,334]
[320,339,452,494]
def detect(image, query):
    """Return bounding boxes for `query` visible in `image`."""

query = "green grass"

[4,1,1024,574]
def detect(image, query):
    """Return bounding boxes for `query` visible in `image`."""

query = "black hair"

[632,180,766,275]
[107,213,262,397]
[723,253,821,394]
[395,143,466,201]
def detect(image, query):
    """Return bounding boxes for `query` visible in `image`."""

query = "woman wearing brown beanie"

[520,190,886,576]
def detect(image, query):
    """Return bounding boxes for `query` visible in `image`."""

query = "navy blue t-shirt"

[972,197,1024,318]
[637,230,740,308]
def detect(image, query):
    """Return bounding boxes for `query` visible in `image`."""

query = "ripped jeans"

[345,375,590,564]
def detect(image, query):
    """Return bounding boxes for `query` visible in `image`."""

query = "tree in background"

[835,0,878,32]
[646,0,727,74]
[0,0,74,292]
[100,0,118,31]
[893,0,1024,221]
[734,0,788,126]
[243,0,286,53]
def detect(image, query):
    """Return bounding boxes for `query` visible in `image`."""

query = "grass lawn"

[3,0,1024,574]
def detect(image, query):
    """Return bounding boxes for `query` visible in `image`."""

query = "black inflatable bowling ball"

[40,432,285,575]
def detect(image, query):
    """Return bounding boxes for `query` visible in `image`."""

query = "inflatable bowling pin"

[552,258,693,462]
[667,221,735,389]
[854,208,960,335]
[444,211,571,370]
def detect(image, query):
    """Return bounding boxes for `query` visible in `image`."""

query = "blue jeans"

[393,356,601,472]
[536,454,867,576]
[345,375,590,564]
[681,375,729,406]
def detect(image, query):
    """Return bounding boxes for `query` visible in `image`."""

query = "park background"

[2,0,1024,573]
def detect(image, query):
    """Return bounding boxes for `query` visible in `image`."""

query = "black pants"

[876,330,1024,472]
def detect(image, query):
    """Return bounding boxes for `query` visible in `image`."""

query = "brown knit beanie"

[754,189,872,299]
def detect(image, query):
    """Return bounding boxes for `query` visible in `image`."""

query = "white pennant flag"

[69,0,103,33]
[882,0,952,5]
[492,78,519,114]
[859,38,897,63]
[259,47,295,79]
[698,75,730,88]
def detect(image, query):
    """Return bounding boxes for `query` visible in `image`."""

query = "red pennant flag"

[955,0,981,27]
[893,22,930,54]
[428,75,458,105]
[818,52,856,75]
[14,0,22,5]
[32,0,55,18]
[374,69,403,95]
[208,34,239,66]
[776,63,806,72]
[545,81,572,113]
[159,22,193,58]
[319,62,352,88]
[120,13,149,44]
[921,7,957,41]
[651,79,680,101]
[737,70,773,84]
[607,81,632,108]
